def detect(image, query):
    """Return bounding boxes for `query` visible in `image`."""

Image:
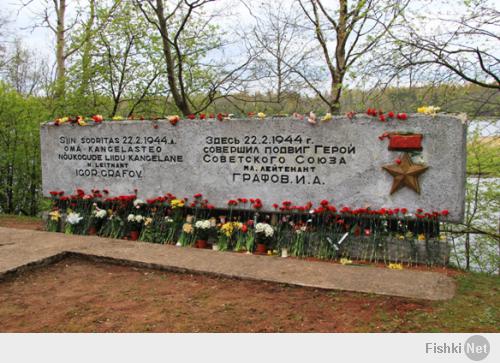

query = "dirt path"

[0,258,435,333]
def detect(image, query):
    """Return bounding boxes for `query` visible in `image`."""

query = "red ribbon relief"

[388,134,423,151]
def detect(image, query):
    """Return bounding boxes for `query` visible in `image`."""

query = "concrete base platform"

[0,227,455,300]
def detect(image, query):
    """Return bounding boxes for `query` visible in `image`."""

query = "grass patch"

[400,273,500,332]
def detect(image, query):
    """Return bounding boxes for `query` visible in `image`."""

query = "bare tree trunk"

[154,0,191,115]
[78,0,96,100]
[54,0,67,101]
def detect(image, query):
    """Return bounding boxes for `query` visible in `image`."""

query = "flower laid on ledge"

[307,111,317,125]
[417,106,441,115]
[50,109,417,127]
[92,115,103,123]
[321,113,333,122]
[388,263,403,270]
[367,108,408,122]
[168,115,180,126]
[340,258,353,265]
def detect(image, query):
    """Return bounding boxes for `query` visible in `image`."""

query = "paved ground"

[0,227,455,300]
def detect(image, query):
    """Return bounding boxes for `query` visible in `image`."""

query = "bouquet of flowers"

[177,222,194,247]
[65,211,83,234]
[194,219,214,241]
[47,209,61,232]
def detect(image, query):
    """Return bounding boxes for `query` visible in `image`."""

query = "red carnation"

[49,191,58,196]
[387,111,395,118]
[187,114,196,120]
[169,116,179,126]
[397,113,407,120]
[217,113,223,121]
[417,208,423,213]
[194,193,202,199]
[379,114,386,122]
[272,203,279,209]
[401,208,408,214]
[320,199,329,206]
[92,114,103,123]
[441,209,449,217]
[209,113,215,119]
[395,158,401,164]
[200,113,206,120]
[227,199,238,206]
[241,224,248,233]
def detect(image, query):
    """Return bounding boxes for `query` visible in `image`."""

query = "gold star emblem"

[382,153,428,194]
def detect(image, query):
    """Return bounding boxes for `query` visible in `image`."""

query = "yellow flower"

[144,217,153,226]
[112,115,124,121]
[49,210,61,221]
[418,233,426,241]
[321,113,333,122]
[397,234,405,240]
[77,116,87,126]
[171,199,185,209]
[439,233,447,241]
[56,116,68,124]
[388,263,403,270]
[182,223,193,234]
[417,106,441,115]
[340,258,353,265]
[220,222,234,237]
[257,112,266,119]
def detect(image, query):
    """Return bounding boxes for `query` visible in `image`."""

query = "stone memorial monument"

[41,114,466,222]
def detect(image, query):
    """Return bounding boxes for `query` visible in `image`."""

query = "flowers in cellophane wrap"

[139,217,154,241]
[177,218,194,246]
[255,222,274,246]
[47,209,61,232]
[217,221,243,251]
[65,211,83,234]
[161,216,177,244]
[88,204,107,233]
[290,223,308,257]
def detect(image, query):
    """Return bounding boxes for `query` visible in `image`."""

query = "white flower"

[135,215,144,223]
[195,220,211,230]
[94,209,107,219]
[127,214,135,222]
[165,217,174,223]
[255,223,274,237]
[133,199,145,207]
[66,212,83,225]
